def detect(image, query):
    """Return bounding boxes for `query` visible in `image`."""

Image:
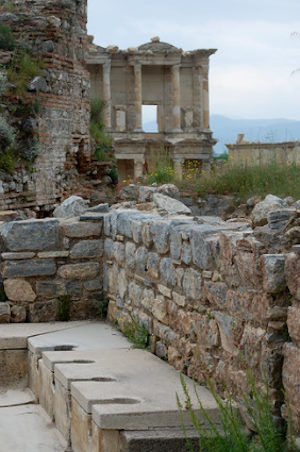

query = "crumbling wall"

[0,216,103,322]
[0,0,90,212]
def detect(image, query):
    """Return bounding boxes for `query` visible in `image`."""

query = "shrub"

[177,372,298,452]
[7,48,43,97]
[90,98,114,162]
[0,22,15,50]
[56,294,72,321]
[147,148,175,184]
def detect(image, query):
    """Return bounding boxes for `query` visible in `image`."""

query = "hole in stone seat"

[90,377,116,382]
[53,345,75,351]
[97,398,141,405]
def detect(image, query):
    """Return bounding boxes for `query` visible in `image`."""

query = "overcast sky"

[87,0,300,121]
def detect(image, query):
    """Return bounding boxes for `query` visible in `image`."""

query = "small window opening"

[142,105,158,132]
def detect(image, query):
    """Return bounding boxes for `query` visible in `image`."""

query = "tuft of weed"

[122,315,150,349]
[56,294,72,321]
[146,148,175,184]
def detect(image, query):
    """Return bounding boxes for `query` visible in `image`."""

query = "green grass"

[122,315,150,349]
[56,294,72,321]
[179,163,300,202]
[177,371,298,452]
[146,149,175,184]
[90,98,114,162]
[7,49,43,97]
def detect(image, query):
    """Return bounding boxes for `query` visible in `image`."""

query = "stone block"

[153,193,191,215]
[172,292,186,307]
[283,343,300,431]
[37,251,69,258]
[147,252,159,279]
[135,246,148,274]
[0,302,10,323]
[128,282,143,307]
[4,278,36,302]
[58,263,99,280]
[0,219,59,251]
[182,242,192,265]
[61,220,102,238]
[203,281,228,309]
[36,281,64,298]
[170,228,182,260]
[190,225,219,270]
[1,252,35,260]
[261,254,286,293]
[104,238,114,258]
[70,240,103,259]
[287,307,300,344]
[141,288,155,312]
[285,252,300,301]
[151,220,170,254]
[215,311,236,354]
[267,208,296,230]
[194,314,220,348]
[2,259,56,278]
[28,300,56,322]
[152,296,168,325]
[183,268,202,300]
[125,242,136,271]
[0,349,28,388]
[160,258,177,287]
[112,242,125,266]
[84,279,102,292]
[10,305,26,323]
[158,284,172,298]
[141,221,153,247]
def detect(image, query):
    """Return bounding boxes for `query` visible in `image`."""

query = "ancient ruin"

[87,37,217,180]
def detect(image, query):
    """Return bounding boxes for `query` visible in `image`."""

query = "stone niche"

[86,37,217,180]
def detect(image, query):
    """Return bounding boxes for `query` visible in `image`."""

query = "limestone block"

[104,238,114,258]
[157,184,180,198]
[182,242,192,264]
[118,269,127,300]
[58,263,99,280]
[152,296,168,325]
[287,307,300,344]
[141,288,155,312]
[170,228,182,260]
[117,211,135,238]
[0,219,59,251]
[138,186,157,202]
[0,302,10,323]
[215,311,237,354]
[53,195,89,219]
[153,193,191,215]
[112,242,125,266]
[119,184,139,200]
[36,281,64,298]
[131,219,143,244]
[147,252,159,279]
[250,194,287,227]
[194,314,220,348]
[63,281,82,298]
[158,284,172,299]
[70,240,103,259]
[104,214,111,236]
[135,246,148,274]
[4,278,36,302]
[125,242,136,271]
[261,254,286,293]
[2,259,56,278]
[0,349,28,387]
[183,268,202,300]
[190,225,218,270]
[282,343,300,431]
[61,220,102,238]
[267,208,296,230]
[1,252,35,260]
[128,282,143,307]
[160,258,177,287]
[37,251,69,258]
[150,220,170,254]
[141,221,153,247]
[203,281,228,309]
[285,252,300,301]
[28,300,56,322]
[172,292,186,307]
[10,305,26,323]
[54,379,70,440]
[84,279,102,292]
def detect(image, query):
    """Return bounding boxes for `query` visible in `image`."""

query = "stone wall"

[0,0,90,212]
[103,208,295,423]
[0,216,103,323]
[226,141,300,167]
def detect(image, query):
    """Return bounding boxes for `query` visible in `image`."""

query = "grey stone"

[36,281,63,298]
[0,302,10,323]
[112,242,125,265]
[157,184,180,198]
[267,209,296,231]
[250,194,287,227]
[135,247,148,273]
[1,252,35,260]
[61,220,102,238]
[57,263,99,280]
[104,238,114,258]
[0,219,59,251]
[86,203,109,213]
[170,227,182,260]
[155,341,167,360]
[128,282,143,307]
[27,76,49,93]
[119,184,139,200]
[103,214,111,236]
[147,252,159,279]
[53,196,89,219]
[153,193,191,215]
[79,214,105,221]
[150,221,170,254]
[117,211,134,238]
[215,312,235,353]
[190,225,219,269]
[3,259,56,278]
[183,268,202,299]
[63,281,82,298]
[125,242,136,271]
[84,279,102,292]
[160,258,177,287]
[261,254,286,293]
[10,305,26,323]
[138,186,157,202]
[182,242,192,265]
[70,240,103,259]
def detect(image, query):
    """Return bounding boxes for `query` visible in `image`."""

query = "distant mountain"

[142,116,300,155]
[211,115,300,155]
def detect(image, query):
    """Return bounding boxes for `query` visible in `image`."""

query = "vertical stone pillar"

[193,66,203,130]
[134,159,145,178]
[174,158,184,180]
[202,63,210,129]
[171,64,181,132]
[102,61,112,129]
[134,63,143,132]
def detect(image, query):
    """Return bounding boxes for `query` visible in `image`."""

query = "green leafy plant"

[146,148,175,184]
[90,98,114,161]
[56,294,72,321]
[123,315,150,349]
[0,22,16,50]
[177,371,298,452]
[95,296,109,319]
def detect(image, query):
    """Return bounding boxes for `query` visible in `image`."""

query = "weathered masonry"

[0,0,90,212]
[87,37,217,180]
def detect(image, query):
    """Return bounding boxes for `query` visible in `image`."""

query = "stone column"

[174,158,184,180]
[134,159,145,178]
[171,64,181,132]
[102,61,112,129]
[202,63,210,129]
[134,63,143,132]
[193,66,203,130]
